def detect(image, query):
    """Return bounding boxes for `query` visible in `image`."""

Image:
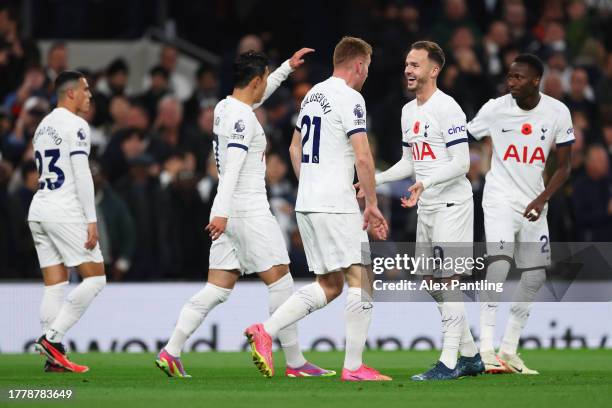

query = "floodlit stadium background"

[0,0,611,353]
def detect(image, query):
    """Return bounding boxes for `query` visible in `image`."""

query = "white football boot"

[481,350,508,374]
[498,352,539,375]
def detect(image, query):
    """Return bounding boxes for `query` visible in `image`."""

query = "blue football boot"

[411,361,459,381]
[455,353,485,377]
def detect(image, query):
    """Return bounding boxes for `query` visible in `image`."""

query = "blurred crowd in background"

[0,0,611,280]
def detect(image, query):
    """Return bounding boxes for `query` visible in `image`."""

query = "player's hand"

[523,198,545,221]
[85,222,99,250]
[206,216,228,241]
[289,48,315,70]
[401,181,424,208]
[354,182,365,199]
[363,205,388,240]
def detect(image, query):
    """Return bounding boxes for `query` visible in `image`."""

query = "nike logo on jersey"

[501,128,512,132]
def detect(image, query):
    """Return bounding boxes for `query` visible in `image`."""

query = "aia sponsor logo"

[412,141,436,160]
[503,144,545,164]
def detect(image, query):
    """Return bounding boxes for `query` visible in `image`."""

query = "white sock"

[268,274,307,368]
[165,283,231,357]
[40,282,68,333]
[46,276,106,343]
[459,318,478,358]
[439,301,465,369]
[343,287,373,371]
[263,282,327,337]
[479,259,510,353]
[500,269,545,355]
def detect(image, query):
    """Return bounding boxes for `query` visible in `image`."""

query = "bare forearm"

[355,156,378,206]
[539,166,571,202]
[289,146,301,178]
[289,130,302,178]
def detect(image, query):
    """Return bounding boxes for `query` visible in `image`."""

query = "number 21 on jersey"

[300,115,321,163]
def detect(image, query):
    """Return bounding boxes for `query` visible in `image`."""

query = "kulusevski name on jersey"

[210,96,270,218]
[467,93,574,212]
[300,92,332,115]
[401,89,472,207]
[28,108,92,223]
[295,76,368,213]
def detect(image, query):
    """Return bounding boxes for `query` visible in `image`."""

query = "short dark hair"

[410,40,445,69]
[54,70,85,94]
[233,51,268,88]
[150,64,169,80]
[196,62,216,79]
[107,58,129,76]
[514,53,544,78]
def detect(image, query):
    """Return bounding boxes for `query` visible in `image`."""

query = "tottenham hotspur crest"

[353,104,364,118]
[234,119,245,132]
[77,128,86,140]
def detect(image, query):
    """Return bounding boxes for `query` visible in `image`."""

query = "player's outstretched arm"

[351,132,388,240]
[252,48,314,109]
[376,145,414,185]
[355,145,414,198]
[289,129,302,178]
[524,144,572,221]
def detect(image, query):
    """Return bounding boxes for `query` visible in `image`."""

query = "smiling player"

[467,54,574,375]
[370,41,482,381]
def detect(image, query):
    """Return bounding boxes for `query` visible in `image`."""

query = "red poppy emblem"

[413,121,420,134]
[521,123,532,135]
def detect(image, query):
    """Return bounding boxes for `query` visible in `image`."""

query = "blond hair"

[333,36,373,67]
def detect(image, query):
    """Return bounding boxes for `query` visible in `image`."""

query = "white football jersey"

[295,77,367,213]
[210,96,269,217]
[28,108,93,223]
[401,89,472,207]
[467,93,574,212]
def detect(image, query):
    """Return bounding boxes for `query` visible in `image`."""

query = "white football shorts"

[208,213,290,275]
[296,211,371,275]
[29,221,104,268]
[483,201,551,269]
[414,198,474,277]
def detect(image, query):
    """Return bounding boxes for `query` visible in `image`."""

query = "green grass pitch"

[1,350,611,408]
